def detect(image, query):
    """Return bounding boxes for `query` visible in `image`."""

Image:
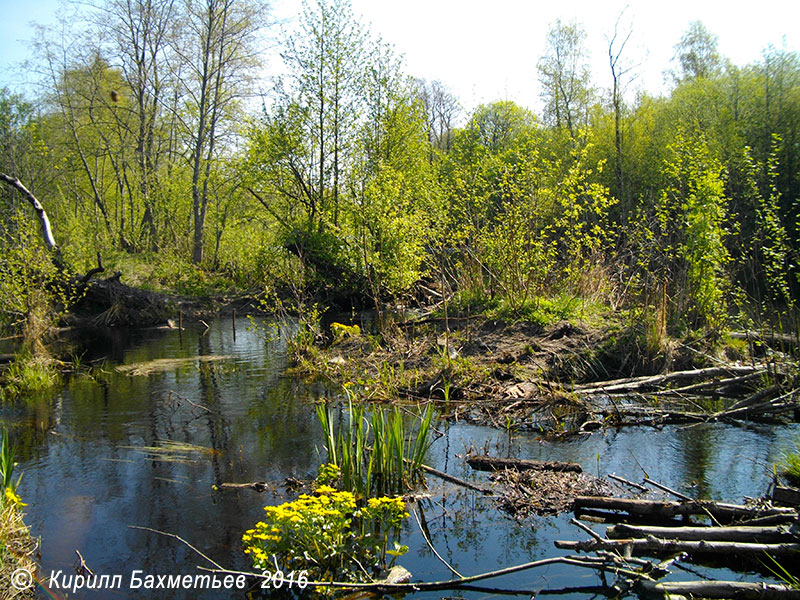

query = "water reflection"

[0,318,796,599]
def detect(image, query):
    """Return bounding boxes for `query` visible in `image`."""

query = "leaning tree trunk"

[0,173,63,268]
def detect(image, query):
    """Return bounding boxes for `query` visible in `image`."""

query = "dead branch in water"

[572,496,796,521]
[466,454,582,473]
[637,579,800,599]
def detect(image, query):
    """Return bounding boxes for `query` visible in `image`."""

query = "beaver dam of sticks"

[313,315,800,432]
[348,453,800,599]
[282,315,800,596]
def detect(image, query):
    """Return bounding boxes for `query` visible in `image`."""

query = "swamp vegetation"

[1,0,800,597]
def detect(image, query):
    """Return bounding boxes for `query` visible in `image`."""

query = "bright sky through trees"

[1,0,799,114]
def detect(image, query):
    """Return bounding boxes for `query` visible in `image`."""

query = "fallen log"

[555,536,800,555]
[637,579,800,600]
[573,366,762,395]
[607,523,799,544]
[773,486,800,507]
[730,330,799,349]
[572,496,797,521]
[466,455,582,473]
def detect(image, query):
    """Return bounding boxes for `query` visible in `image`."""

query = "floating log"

[466,455,582,473]
[572,496,796,521]
[607,523,798,544]
[555,536,800,555]
[637,579,800,600]
[217,482,270,492]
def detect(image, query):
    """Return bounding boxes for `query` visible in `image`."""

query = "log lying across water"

[606,523,799,544]
[466,455,582,473]
[637,580,800,600]
[556,536,800,555]
[572,495,797,521]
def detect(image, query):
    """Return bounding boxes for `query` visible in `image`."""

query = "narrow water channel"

[1,318,797,598]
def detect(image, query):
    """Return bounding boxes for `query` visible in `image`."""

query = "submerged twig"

[412,507,462,578]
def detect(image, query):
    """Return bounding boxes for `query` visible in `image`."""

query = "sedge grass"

[317,388,435,497]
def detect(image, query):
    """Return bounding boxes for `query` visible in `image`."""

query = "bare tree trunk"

[0,173,62,266]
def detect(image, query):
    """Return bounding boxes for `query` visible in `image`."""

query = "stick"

[75,549,94,577]
[130,526,224,570]
[196,555,640,593]
[556,537,800,555]
[412,508,462,578]
[642,476,694,502]
[608,473,648,492]
[419,463,492,494]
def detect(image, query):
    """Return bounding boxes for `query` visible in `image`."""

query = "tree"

[102,0,179,251]
[177,0,267,265]
[606,9,637,213]
[673,21,721,81]
[414,78,460,158]
[537,19,593,139]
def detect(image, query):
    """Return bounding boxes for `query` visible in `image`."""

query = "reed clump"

[316,386,435,497]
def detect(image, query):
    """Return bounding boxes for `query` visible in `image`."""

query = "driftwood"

[556,536,800,555]
[466,455,582,473]
[217,482,270,492]
[637,580,800,600]
[572,496,796,521]
[606,523,799,544]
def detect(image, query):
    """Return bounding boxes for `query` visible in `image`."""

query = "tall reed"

[316,388,435,497]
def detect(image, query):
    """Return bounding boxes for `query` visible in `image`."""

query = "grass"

[316,387,435,497]
[1,428,37,599]
[778,437,800,487]
[0,352,59,402]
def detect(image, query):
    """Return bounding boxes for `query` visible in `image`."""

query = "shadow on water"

[0,317,797,599]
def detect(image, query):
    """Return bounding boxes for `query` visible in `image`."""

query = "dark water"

[1,318,797,599]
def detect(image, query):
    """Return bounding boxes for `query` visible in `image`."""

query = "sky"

[1,0,799,117]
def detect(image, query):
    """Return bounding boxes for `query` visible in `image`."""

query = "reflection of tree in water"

[675,423,714,499]
[413,488,538,574]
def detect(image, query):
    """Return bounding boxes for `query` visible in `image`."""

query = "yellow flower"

[3,487,26,507]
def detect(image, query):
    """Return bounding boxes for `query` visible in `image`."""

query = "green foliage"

[316,386,434,497]
[242,484,408,584]
[778,437,800,487]
[0,428,24,509]
[634,128,731,332]
[0,353,59,402]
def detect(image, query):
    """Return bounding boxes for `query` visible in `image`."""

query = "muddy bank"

[298,314,799,433]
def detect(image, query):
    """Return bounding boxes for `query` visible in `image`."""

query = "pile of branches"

[569,363,800,426]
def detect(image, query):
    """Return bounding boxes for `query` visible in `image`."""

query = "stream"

[1,317,797,599]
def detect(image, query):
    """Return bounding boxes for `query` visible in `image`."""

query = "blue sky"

[2,0,799,115]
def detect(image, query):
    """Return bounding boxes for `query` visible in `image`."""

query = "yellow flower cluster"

[3,487,26,507]
[331,322,361,338]
[366,496,405,511]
